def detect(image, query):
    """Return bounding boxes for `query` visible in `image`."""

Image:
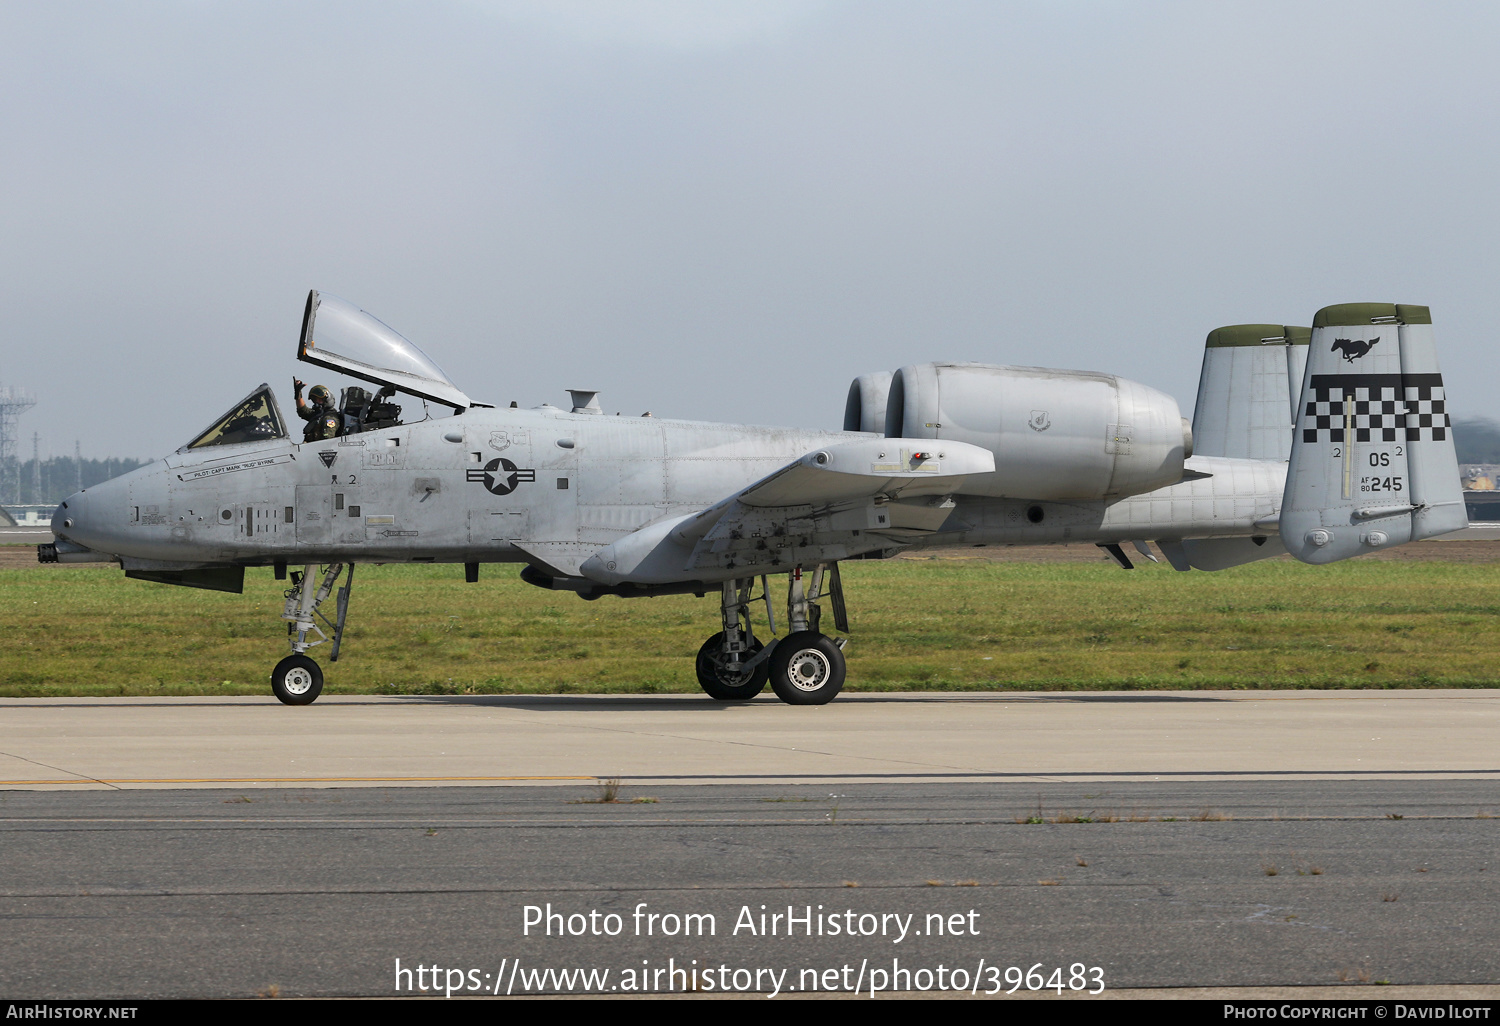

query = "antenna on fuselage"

[568,390,603,415]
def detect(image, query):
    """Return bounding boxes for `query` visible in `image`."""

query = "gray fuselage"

[57,405,1285,580]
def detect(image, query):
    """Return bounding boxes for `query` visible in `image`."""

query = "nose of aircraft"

[51,486,107,550]
[38,488,117,564]
[41,457,182,563]
[50,498,75,537]
[50,466,148,556]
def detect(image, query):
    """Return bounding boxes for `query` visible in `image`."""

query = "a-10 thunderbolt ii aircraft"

[41,293,1465,705]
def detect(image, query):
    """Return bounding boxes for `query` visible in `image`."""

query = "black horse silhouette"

[1331,338,1379,362]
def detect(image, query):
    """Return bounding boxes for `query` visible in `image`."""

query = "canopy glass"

[297,291,471,409]
[183,384,288,450]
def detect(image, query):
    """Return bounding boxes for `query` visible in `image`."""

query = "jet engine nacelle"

[883,362,1191,500]
[843,371,894,434]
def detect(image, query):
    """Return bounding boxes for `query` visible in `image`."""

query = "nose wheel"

[271,654,323,706]
[270,563,353,705]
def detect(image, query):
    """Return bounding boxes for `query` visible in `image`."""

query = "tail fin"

[1192,324,1310,460]
[1281,303,1465,564]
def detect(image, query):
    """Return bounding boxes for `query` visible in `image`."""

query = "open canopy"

[297,291,471,409]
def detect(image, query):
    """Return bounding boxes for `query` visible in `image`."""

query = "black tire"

[271,654,324,705]
[695,632,768,700]
[768,631,845,705]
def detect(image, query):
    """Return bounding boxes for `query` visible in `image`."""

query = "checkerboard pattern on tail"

[1300,373,1447,444]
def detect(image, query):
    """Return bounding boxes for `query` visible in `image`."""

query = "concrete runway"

[3,691,1500,1000]
[2,690,1499,789]
[0,525,52,544]
[2,779,1498,1000]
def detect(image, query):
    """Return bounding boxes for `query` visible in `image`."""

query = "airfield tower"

[0,384,38,504]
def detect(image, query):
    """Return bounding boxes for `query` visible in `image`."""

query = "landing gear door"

[297,290,472,410]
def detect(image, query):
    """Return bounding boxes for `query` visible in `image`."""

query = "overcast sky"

[3,0,1498,459]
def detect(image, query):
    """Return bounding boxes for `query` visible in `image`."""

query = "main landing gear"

[695,564,849,705]
[270,563,354,705]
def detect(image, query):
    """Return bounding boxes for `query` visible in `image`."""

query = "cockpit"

[181,291,473,452]
[334,384,403,433]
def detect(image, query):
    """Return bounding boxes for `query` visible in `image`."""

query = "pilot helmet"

[308,385,332,405]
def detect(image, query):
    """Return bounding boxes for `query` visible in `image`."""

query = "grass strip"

[2,557,1498,696]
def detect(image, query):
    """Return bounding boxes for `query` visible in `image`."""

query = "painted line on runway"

[0,775,599,785]
[1,813,1495,832]
[607,768,1500,778]
[3,769,1500,787]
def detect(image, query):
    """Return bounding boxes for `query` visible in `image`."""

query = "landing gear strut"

[695,579,770,700]
[767,564,847,705]
[693,565,848,705]
[271,563,353,706]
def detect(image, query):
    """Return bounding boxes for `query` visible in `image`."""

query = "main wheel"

[695,632,768,700]
[271,654,324,706]
[768,631,845,705]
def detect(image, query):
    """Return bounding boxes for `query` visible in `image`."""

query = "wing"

[576,437,995,585]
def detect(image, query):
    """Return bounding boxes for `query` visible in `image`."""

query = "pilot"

[293,378,341,442]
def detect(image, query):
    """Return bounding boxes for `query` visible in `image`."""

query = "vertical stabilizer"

[1284,326,1311,424]
[1396,308,1467,541]
[1281,303,1463,564]
[1192,324,1309,460]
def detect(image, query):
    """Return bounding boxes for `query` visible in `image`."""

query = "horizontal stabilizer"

[1281,303,1465,564]
[1158,535,1287,572]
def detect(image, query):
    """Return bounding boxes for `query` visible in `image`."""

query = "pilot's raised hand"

[293,377,305,395]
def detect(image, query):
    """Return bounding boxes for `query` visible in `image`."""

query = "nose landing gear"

[270,563,352,705]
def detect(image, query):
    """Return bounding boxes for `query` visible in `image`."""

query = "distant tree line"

[3,456,151,507]
[1452,417,1500,464]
